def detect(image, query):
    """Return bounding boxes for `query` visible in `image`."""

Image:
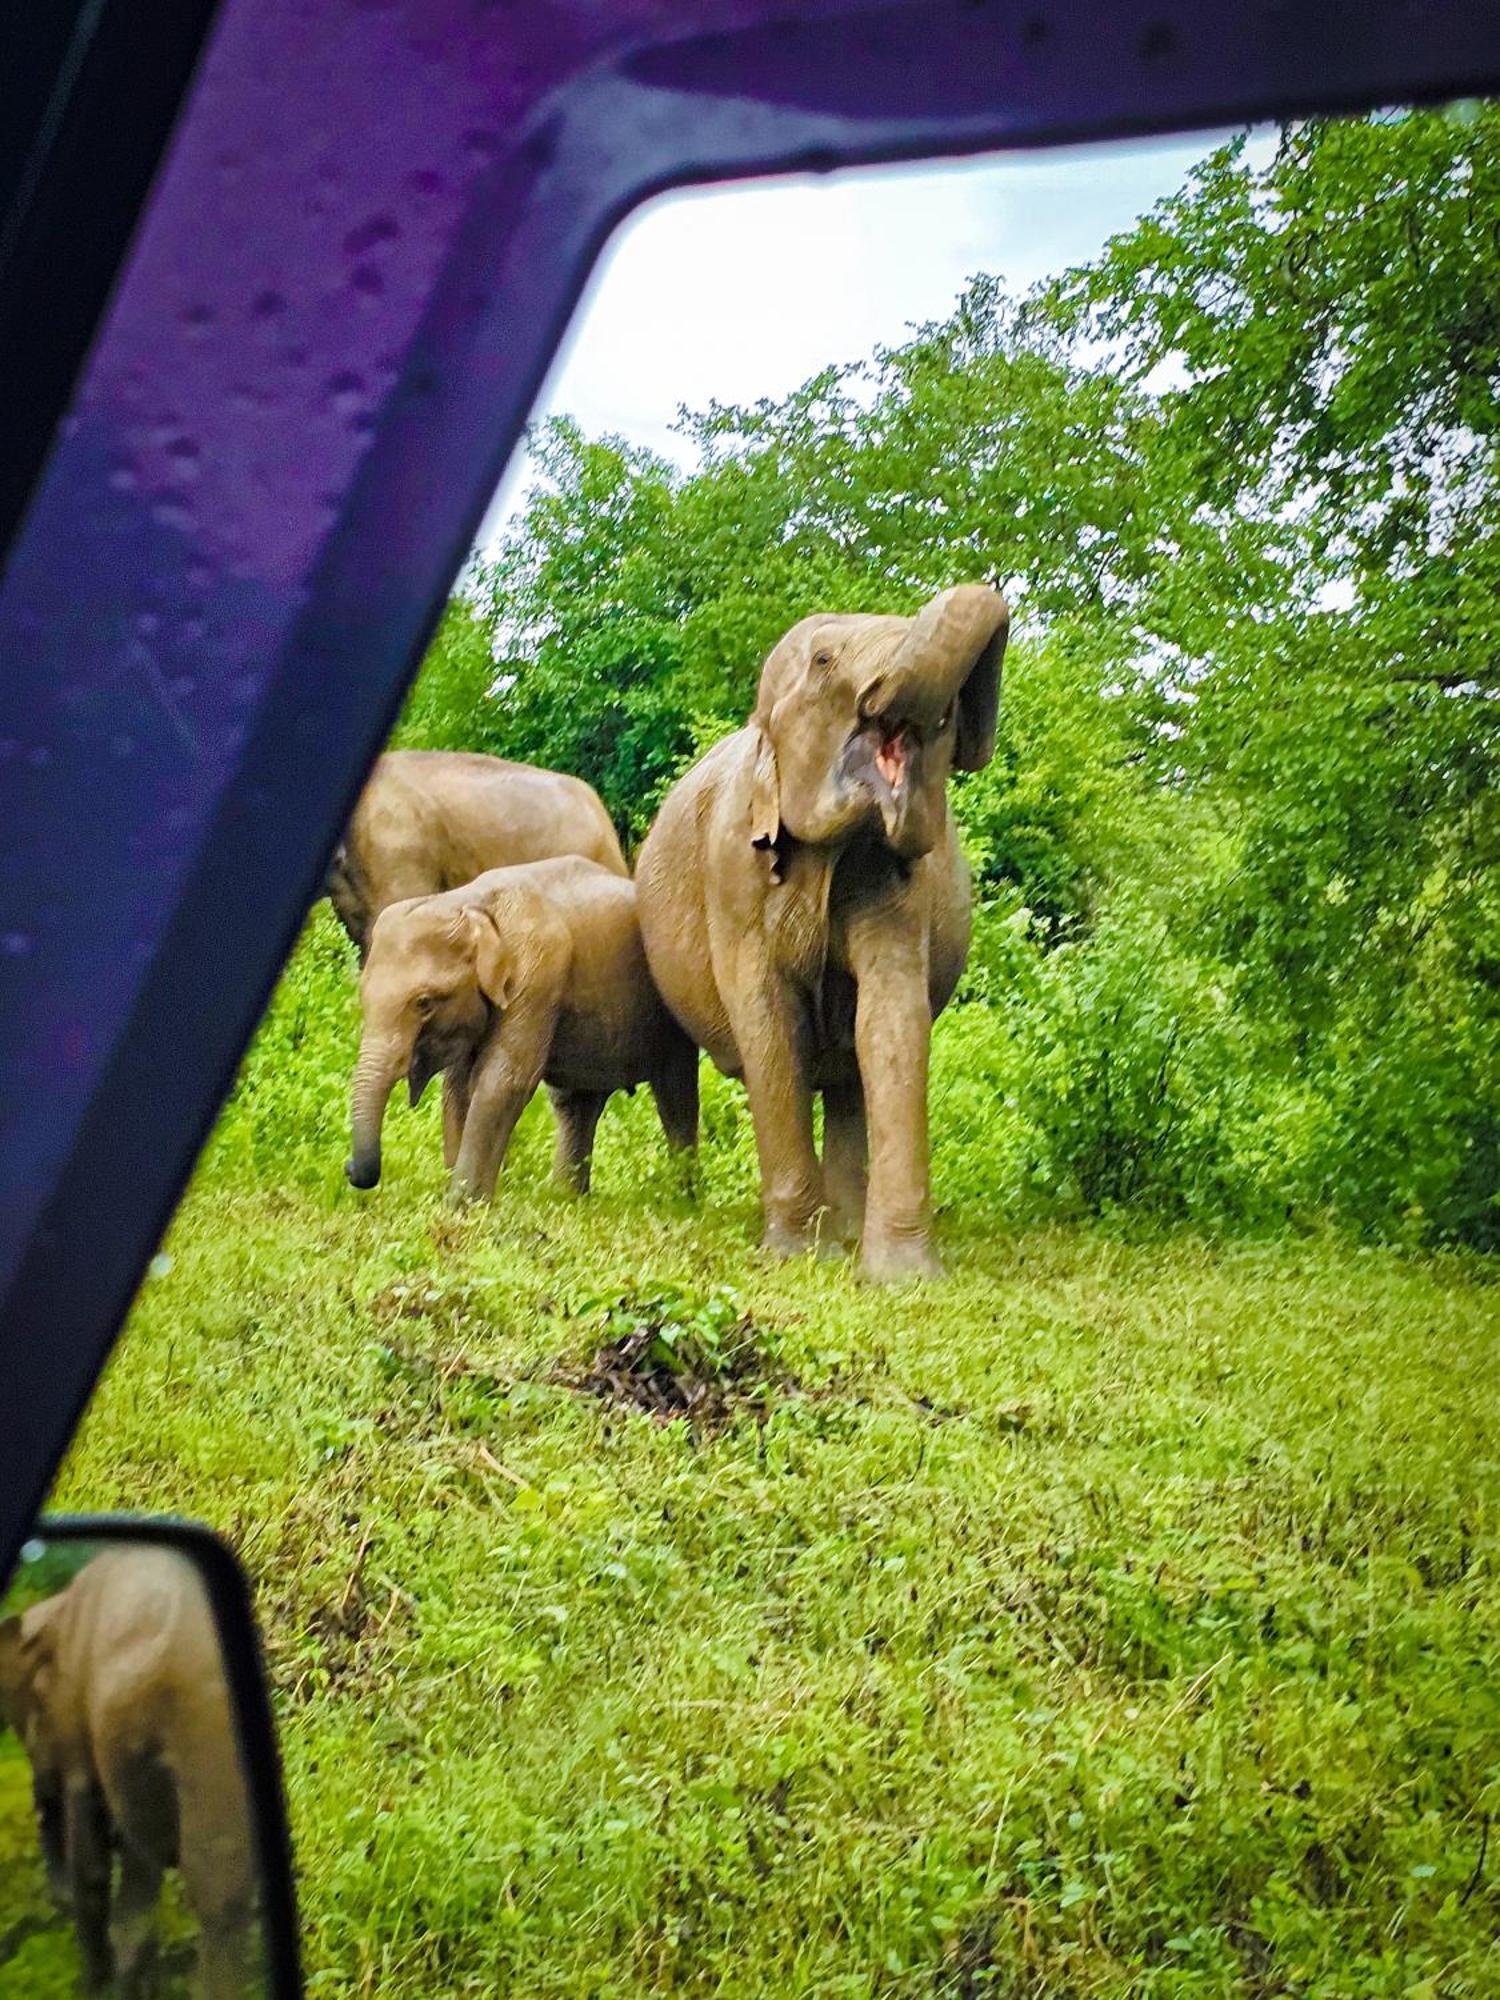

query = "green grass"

[0,1740,80,1999]
[33,920,1500,1996]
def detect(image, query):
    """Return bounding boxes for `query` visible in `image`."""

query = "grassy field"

[31,920,1500,1996]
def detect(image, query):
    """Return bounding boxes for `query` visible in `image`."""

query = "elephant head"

[749,582,1008,864]
[345,896,512,1189]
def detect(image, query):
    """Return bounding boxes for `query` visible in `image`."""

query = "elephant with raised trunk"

[636,583,1008,1281]
[346,855,698,1201]
[326,749,627,960]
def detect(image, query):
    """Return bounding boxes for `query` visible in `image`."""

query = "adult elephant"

[0,1548,257,1996]
[326,749,627,958]
[636,584,1008,1282]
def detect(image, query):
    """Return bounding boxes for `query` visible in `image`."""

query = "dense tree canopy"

[399,104,1499,1246]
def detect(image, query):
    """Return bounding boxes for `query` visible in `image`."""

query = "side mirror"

[0,1516,301,1996]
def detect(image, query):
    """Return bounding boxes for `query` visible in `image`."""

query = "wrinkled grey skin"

[326,749,627,960]
[636,584,1008,1281]
[346,855,698,1201]
[0,1549,258,1998]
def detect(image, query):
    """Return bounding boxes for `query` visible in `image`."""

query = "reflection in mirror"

[0,1537,268,1997]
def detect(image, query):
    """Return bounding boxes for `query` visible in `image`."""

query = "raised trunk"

[346,1037,404,1189]
[874,584,1007,736]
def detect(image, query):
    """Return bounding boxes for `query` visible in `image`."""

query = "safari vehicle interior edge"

[2,0,1496,1992]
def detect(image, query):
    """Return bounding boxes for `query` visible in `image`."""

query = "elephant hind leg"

[65,1779,114,1991]
[650,1039,699,1155]
[550,1088,607,1194]
[111,1836,164,1994]
[177,1791,257,2000]
[821,1078,867,1249]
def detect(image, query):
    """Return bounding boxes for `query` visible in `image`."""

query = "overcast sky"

[477,127,1274,551]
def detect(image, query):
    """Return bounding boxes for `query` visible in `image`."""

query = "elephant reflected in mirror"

[346,855,698,1201]
[636,584,1008,1281]
[0,1545,259,1997]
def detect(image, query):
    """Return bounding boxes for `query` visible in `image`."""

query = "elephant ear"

[0,1599,58,1728]
[749,729,784,879]
[953,600,1008,773]
[466,907,515,1010]
[0,1616,23,1724]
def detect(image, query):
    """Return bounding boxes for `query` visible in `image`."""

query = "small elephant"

[636,583,1008,1281]
[326,748,627,959]
[0,1547,257,1997]
[345,855,699,1200]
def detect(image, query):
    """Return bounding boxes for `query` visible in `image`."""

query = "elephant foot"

[759,1214,818,1260]
[859,1232,945,1284]
[819,1203,864,1252]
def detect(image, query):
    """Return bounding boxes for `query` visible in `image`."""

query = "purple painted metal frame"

[1,0,1496,1572]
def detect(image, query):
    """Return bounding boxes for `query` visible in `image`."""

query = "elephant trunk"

[346,1034,404,1190]
[869,584,1008,731]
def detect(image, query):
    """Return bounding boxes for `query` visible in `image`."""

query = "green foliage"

[390,593,500,753]
[209,904,360,1193]
[583,1284,761,1384]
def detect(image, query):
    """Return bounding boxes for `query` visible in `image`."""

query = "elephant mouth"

[408,1025,470,1107]
[834,715,938,857]
[847,716,920,806]
[873,720,914,793]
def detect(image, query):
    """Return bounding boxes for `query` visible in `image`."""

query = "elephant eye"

[414,991,436,1013]
[812,648,835,669]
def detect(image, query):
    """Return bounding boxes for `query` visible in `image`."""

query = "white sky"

[478,126,1276,552]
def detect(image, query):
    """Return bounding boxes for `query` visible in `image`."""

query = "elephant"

[326,748,627,959]
[635,583,1008,1282]
[345,854,699,1200]
[0,1547,258,1997]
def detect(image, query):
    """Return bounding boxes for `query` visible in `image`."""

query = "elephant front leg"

[450,1001,556,1203]
[821,1077,867,1249]
[849,937,942,1282]
[549,1088,607,1194]
[441,1064,472,1170]
[733,980,821,1257]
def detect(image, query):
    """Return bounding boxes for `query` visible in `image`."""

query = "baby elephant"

[0,1547,257,1997]
[346,855,698,1199]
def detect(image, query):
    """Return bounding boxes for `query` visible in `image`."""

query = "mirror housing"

[0,1514,302,1996]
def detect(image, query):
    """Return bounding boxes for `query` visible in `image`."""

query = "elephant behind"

[0,1547,258,1998]
[636,584,1008,1281]
[326,748,628,958]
